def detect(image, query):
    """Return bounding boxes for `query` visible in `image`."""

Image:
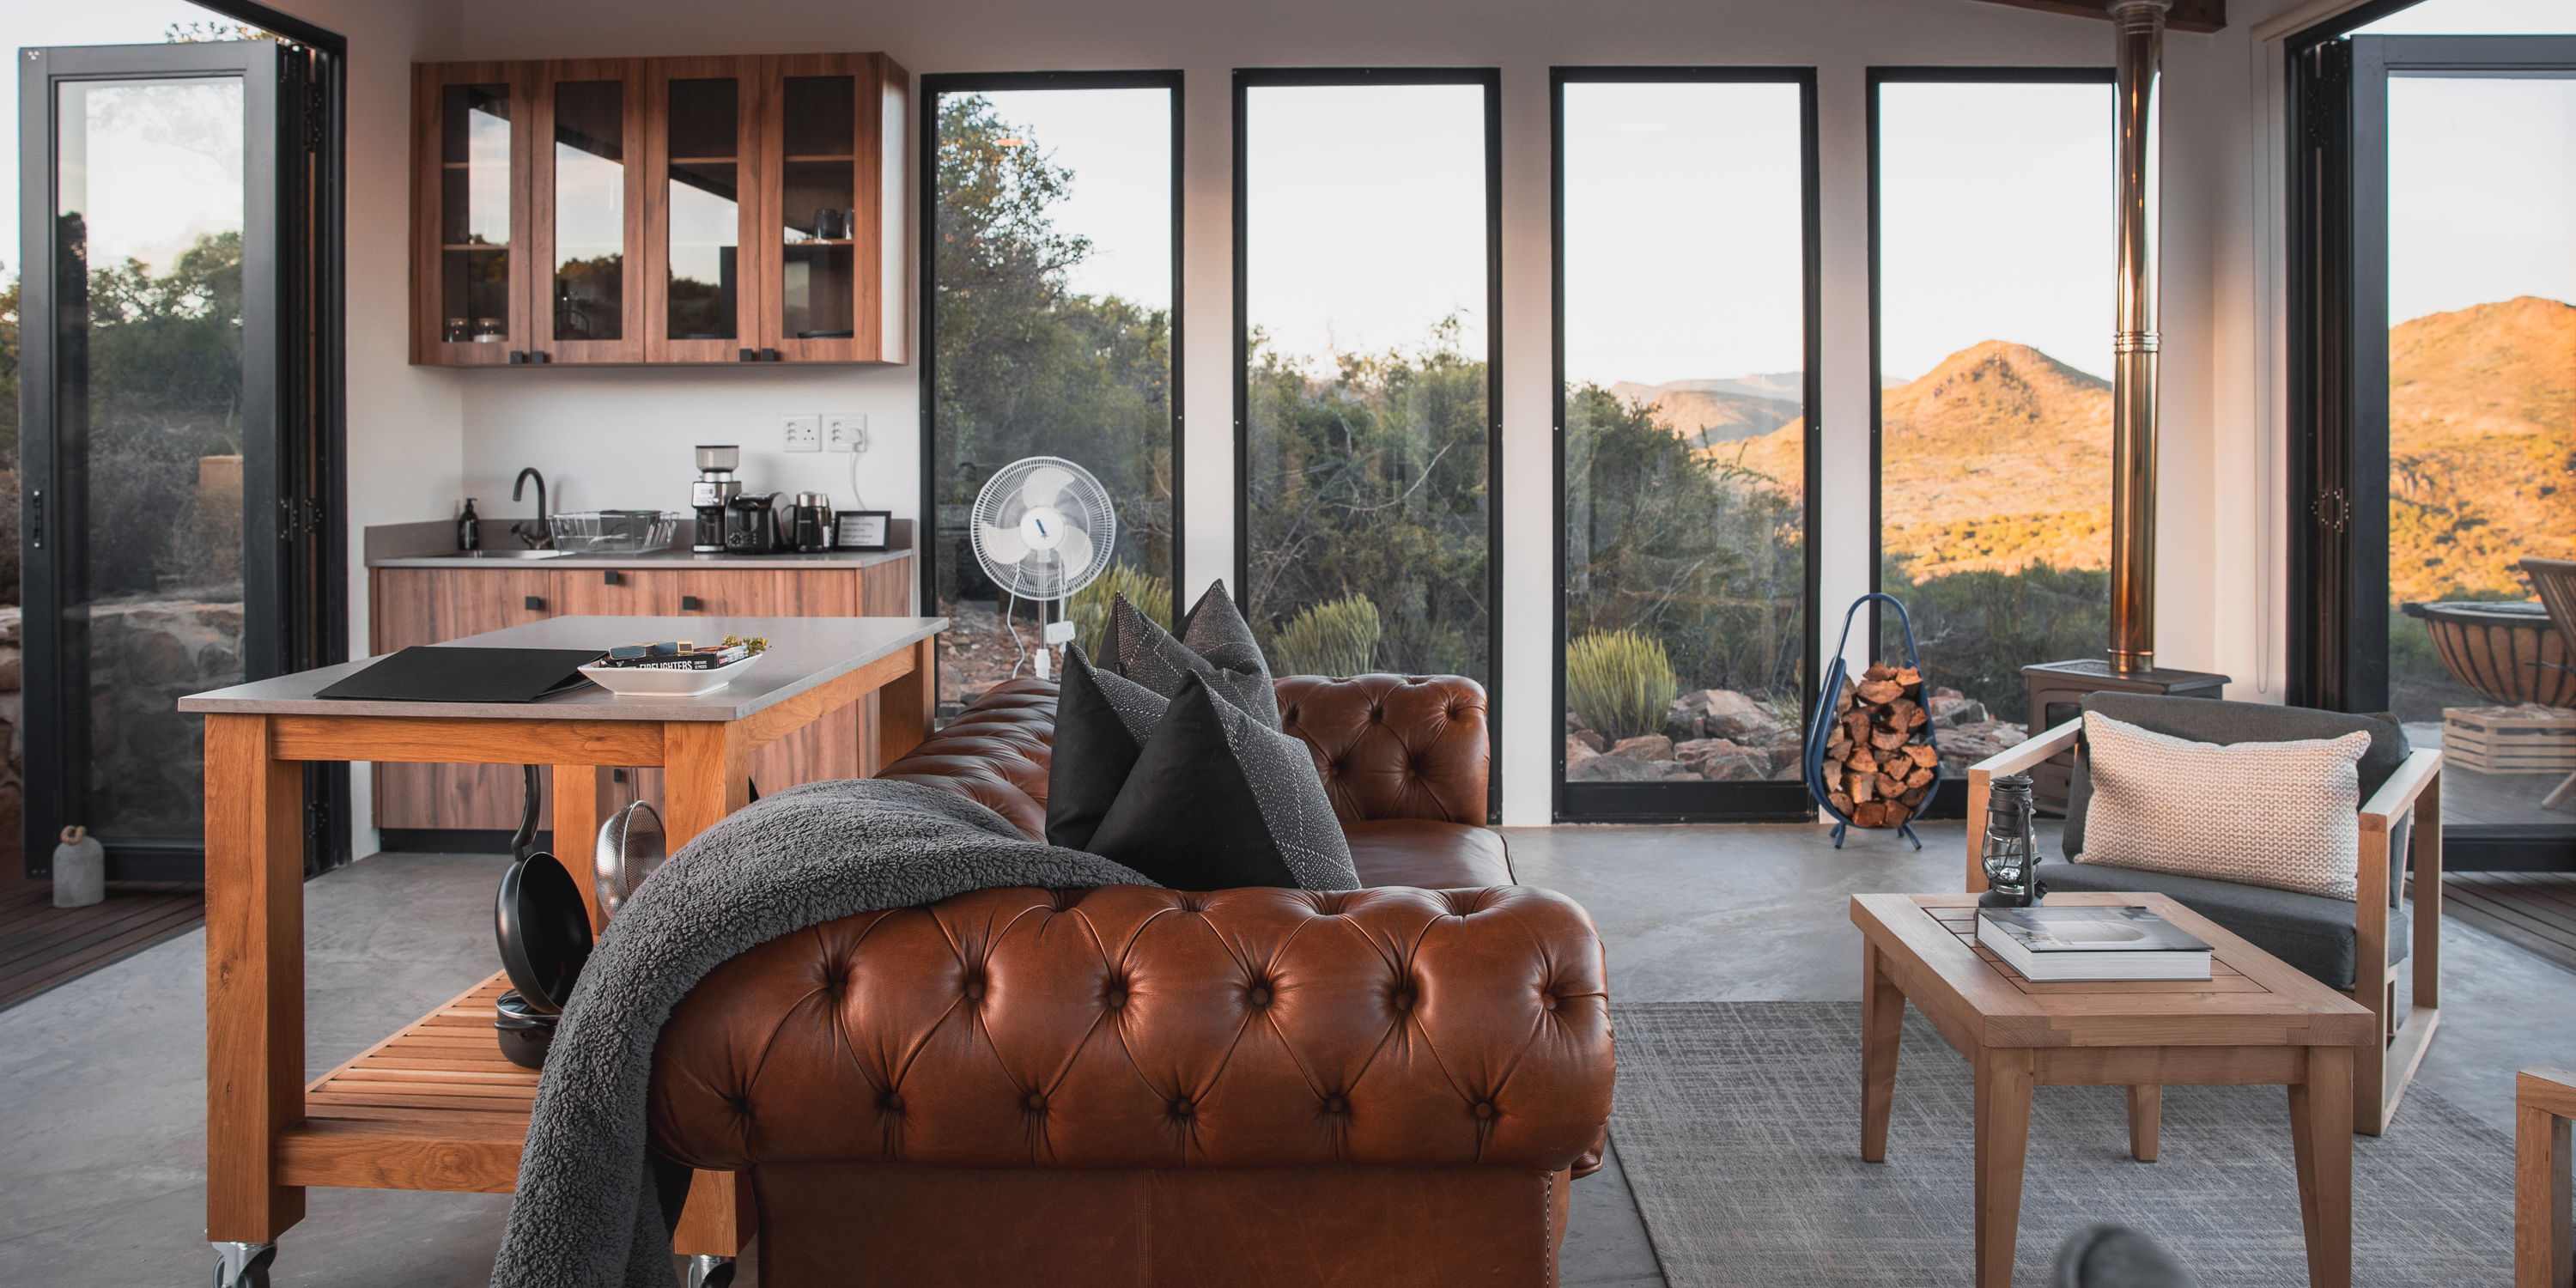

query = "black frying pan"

[493,765,593,1015]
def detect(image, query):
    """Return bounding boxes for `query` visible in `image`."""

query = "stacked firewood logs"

[1823,664,1940,828]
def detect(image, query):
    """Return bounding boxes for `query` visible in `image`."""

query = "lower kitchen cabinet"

[368,556,911,844]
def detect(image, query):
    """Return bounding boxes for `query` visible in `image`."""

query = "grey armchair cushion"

[2039,859,2407,991]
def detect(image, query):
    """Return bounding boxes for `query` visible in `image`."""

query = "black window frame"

[1549,65,1821,823]
[1233,66,1504,823]
[1862,65,2115,819]
[915,69,1189,687]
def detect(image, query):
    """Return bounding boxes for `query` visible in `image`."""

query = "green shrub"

[1568,629,1677,742]
[1272,595,1382,677]
[1066,562,1170,654]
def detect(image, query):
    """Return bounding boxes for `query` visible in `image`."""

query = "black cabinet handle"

[679,595,704,611]
[507,349,528,364]
[533,350,551,364]
[762,348,781,361]
[602,570,623,586]
[738,348,756,362]
[524,595,546,611]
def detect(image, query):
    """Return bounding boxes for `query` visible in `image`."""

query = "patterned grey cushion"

[1112,591,1281,729]
[1084,672,1359,891]
[1176,580,1276,698]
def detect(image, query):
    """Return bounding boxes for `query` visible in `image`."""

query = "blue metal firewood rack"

[1803,593,1942,850]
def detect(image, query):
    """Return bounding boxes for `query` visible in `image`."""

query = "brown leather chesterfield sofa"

[651,674,1615,1288]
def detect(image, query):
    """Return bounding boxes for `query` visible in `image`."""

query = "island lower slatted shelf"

[276,974,537,1194]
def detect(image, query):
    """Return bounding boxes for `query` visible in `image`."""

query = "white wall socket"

[824,412,867,453]
[782,413,822,453]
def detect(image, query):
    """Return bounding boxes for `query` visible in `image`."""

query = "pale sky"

[2353,0,2576,33]
[1243,82,1487,367]
[2385,79,2576,321]
[1561,81,1807,388]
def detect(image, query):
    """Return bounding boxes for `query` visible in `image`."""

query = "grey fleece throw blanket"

[489,778,1157,1288]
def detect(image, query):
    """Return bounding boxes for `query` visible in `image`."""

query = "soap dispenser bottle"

[459,498,482,551]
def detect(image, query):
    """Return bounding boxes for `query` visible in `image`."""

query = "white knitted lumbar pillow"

[2076,710,2372,902]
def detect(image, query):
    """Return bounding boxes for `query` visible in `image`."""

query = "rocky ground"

[936,598,1045,716]
[1566,685,2027,783]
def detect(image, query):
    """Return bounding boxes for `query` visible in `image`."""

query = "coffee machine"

[688,446,741,553]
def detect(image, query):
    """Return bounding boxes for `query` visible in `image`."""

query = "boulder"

[1937,719,2030,771]
[1675,738,1771,781]
[1566,736,1601,774]
[1607,734,1674,762]
[1667,688,1781,743]
[1571,728,1607,753]
[1929,687,1990,728]
[1567,753,1673,782]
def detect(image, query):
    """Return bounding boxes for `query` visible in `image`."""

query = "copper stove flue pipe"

[2108,0,2168,674]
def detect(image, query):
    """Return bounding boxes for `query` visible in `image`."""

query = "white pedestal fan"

[969,456,1117,680]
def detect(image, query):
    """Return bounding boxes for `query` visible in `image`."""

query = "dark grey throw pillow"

[1176,580,1275,699]
[1044,644,1168,853]
[1111,591,1280,729]
[1084,671,1360,892]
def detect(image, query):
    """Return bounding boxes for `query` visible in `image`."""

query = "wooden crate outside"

[2444,704,2576,775]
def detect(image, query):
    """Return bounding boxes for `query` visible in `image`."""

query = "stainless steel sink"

[437,549,574,559]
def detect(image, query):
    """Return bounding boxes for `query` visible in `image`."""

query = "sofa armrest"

[651,884,1611,1176]
[1275,674,1489,826]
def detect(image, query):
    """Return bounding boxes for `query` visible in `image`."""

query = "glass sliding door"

[1870,70,2114,781]
[1553,70,1818,821]
[1236,70,1499,715]
[921,73,1180,712]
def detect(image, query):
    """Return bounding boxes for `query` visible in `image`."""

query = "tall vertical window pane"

[1240,77,1494,685]
[1875,77,2112,763]
[929,83,1176,710]
[1559,78,1811,793]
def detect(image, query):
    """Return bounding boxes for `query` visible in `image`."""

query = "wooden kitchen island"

[179,615,943,1285]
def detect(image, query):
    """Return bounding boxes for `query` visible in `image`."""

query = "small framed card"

[835,510,892,550]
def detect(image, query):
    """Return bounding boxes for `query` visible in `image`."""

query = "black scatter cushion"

[1111,592,1280,729]
[1175,580,1276,706]
[1084,672,1360,892]
[1043,643,1168,853]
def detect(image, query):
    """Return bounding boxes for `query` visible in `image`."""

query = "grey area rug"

[1608,1001,2512,1287]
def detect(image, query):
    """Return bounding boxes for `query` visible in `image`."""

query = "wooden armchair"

[1965,694,2444,1135]
[2523,1066,2576,1288]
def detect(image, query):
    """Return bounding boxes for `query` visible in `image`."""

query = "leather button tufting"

[1392,991,1416,1012]
[1248,985,1273,1008]
[963,978,986,1000]
[1473,1102,1497,1120]
[881,1091,904,1113]
[1541,993,1559,1011]
[1323,1094,1349,1114]
[1104,987,1128,1010]
[1170,1098,1194,1119]
[1025,1092,1047,1112]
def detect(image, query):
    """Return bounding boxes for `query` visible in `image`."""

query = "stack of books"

[1976,906,2213,981]
[596,640,754,671]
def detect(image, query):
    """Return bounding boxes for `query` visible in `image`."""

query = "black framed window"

[1552,68,1820,822]
[2288,10,2576,862]
[1233,69,1502,745]
[1868,68,2113,797]
[919,71,1182,713]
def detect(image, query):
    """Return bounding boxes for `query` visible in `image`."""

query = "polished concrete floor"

[1,821,2568,1286]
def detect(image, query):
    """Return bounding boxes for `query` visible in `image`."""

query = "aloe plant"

[1271,595,1382,677]
[1066,562,1171,653]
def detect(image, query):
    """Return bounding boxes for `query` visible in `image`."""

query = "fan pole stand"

[685,1254,738,1288]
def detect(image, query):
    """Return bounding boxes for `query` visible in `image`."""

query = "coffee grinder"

[689,445,742,553]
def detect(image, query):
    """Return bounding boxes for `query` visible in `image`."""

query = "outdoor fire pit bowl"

[2401,600,2576,707]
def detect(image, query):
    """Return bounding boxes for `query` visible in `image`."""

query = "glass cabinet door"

[415,65,527,365]
[761,54,905,362]
[647,58,762,362]
[530,59,646,363]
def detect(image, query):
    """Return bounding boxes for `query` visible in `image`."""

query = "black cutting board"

[317,647,607,703]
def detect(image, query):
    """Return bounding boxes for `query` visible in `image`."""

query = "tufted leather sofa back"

[872,672,1491,837]
[651,883,1611,1176]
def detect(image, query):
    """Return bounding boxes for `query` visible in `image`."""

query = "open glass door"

[2293,28,2576,863]
[19,39,337,880]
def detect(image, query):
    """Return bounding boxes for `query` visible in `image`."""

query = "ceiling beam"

[1960,0,2227,33]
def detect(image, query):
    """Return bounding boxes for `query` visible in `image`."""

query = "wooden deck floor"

[0,878,204,1011]
[2442,872,2576,975]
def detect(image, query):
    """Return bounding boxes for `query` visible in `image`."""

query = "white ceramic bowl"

[578,653,758,697]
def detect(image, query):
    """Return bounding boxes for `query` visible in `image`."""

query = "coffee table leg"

[2290,1045,2355,1288]
[2129,1084,2162,1162]
[1862,943,1905,1163]
[1975,1049,2035,1288]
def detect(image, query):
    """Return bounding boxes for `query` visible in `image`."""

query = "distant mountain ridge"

[1608,374,1802,448]
[2383,295,2575,601]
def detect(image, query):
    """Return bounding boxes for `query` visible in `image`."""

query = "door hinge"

[2312,486,2349,533]
[304,77,326,154]
[26,489,43,550]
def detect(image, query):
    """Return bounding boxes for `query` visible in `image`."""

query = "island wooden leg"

[876,635,936,768]
[204,714,307,1245]
[550,764,615,931]
[1973,1049,2034,1288]
[1861,943,1904,1163]
[2518,1071,2574,1288]
[659,720,754,1261]
[2290,1045,2356,1288]
[2129,1084,2162,1162]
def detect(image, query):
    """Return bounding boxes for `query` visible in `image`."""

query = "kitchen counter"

[366,546,912,570]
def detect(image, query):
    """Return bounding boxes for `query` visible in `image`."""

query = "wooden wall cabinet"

[368,557,913,838]
[410,52,908,367]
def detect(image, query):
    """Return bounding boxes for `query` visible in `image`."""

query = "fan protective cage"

[968,456,1118,601]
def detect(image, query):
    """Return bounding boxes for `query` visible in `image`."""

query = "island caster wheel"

[212,1242,276,1288]
[684,1254,737,1288]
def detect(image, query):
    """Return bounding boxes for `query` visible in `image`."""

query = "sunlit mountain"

[2385,295,2576,601]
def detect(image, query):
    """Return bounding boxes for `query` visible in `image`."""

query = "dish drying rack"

[545,510,678,554]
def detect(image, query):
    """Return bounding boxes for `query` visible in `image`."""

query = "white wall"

[313,0,2319,829]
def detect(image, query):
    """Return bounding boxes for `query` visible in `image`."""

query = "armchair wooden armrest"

[1963,718,2081,892]
[2521,1067,2576,1288]
[2360,748,2441,834]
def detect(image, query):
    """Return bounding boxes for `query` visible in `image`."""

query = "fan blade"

[1019,465,1075,508]
[1056,525,1094,577]
[979,523,1030,564]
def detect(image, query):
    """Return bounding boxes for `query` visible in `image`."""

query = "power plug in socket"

[782,413,822,453]
[824,413,867,453]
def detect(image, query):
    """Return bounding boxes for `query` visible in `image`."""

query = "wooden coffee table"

[1850,892,2377,1288]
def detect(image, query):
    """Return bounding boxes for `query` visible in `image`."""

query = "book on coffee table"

[1976,905,2214,981]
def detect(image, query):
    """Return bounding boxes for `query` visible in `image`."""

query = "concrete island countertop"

[179,615,947,722]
